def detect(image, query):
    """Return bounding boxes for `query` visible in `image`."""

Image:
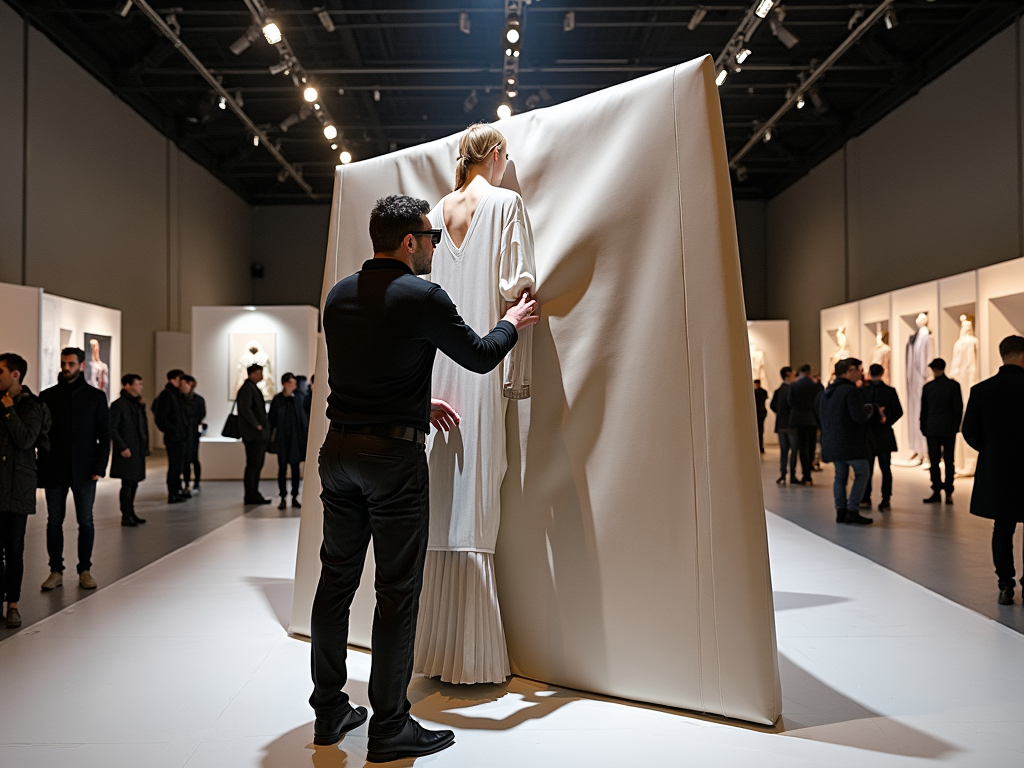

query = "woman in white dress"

[414,124,536,684]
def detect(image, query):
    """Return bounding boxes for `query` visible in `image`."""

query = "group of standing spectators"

[765,334,1024,606]
[151,369,207,506]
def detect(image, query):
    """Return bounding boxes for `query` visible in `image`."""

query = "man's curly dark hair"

[369,195,431,253]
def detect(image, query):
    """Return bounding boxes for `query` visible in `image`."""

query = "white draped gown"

[950,332,979,475]
[905,326,934,456]
[414,185,535,684]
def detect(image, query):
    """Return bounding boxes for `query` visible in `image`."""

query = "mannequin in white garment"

[414,123,536,684]
[829,326,851,372]
[234,340,276,400]
[749,341,768,385]
[870,325,891,385]
[904,313,934,460]
[950,315,979,475]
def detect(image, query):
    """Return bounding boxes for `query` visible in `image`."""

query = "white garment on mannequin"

[234,341,276,399]
[414,184,536,684]
[904,314,934,457]
[829,326,851,371]
[870,328,891,385]
[950,317,979,475]
[750,343,767,386]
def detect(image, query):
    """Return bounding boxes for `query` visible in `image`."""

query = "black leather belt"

[330,422,425,445]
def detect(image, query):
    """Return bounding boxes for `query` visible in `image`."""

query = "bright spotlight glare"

[496,104,512,120]
[736,48,751,64]
[323,124,338,140]
[755,0,774,19]
[339,151,352,165]
[796,95,805,109]
[506,28,520,44]
[715,69,728,87]
[303,86,318,103]
[217,96,227,110]
[262,22,282,45]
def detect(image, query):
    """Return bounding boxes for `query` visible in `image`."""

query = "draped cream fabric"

[291,56,782,726]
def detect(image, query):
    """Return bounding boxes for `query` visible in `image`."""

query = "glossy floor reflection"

[2,511,1022,767]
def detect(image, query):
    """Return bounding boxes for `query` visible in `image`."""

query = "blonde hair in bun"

[454,123,506,190]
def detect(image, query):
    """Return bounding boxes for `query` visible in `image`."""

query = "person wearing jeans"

[37,347,110,591]
[787,364,820,485]
[770,366,797,484]
[862,364,902,511]
[816,357,875,525]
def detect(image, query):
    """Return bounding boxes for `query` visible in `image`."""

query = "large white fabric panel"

[291,56,781,725]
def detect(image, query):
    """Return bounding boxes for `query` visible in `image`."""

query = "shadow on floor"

[773,590,851,611]
[247,577,295,630]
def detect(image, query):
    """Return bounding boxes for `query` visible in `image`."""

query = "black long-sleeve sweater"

[323,258,518,432]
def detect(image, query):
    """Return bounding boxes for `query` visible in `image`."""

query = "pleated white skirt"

[413,550,511,684]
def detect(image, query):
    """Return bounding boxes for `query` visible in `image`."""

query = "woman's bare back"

[443,177,491,249]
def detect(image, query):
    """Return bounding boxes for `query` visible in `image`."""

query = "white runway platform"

[2,511,1022,767]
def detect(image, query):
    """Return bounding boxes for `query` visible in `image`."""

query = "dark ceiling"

[9,0,1024,204]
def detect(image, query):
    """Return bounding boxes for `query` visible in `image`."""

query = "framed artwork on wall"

[230,333,277,401]
[84,333,112,401]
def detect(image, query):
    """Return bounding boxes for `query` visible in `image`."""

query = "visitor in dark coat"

[152,369,189,503]
[753,380,768,454]
[269,372,310,509]
[770,366,797,484]
[110,374,149,526]
[920,358,963,504]
[787,364,819,484]
[237,364,271,505]
[861,364,903,510]
[961,335,1024,606]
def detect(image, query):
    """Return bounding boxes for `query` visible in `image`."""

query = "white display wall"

[0,282,43,392]
[191,305,318,480]
[822,258,1022,470]
[819,301,860,380]
[746,320,790,446]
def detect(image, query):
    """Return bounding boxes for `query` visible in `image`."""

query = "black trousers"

[927,434,957,493]
[278,454,301,498]
[243,439,267,501]
[778,431,798,480]
[796,426,817,482]
[862,451,892,502]
[185,436,201,487]
[757,415,766,452]
[993,519,1023,589]
[0,513,29,604]
[165,440,187,497]
[309,430,429,740]
[119,481,139,516]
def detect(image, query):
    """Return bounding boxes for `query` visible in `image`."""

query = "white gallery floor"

[2,511,1023,768]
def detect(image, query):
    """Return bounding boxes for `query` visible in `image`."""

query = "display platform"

[2,510,1022,767]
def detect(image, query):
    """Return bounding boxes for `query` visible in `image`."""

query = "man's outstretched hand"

[430,398,461,432]
[502,291,540,331]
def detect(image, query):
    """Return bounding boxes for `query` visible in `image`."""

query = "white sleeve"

[499,195,536,399]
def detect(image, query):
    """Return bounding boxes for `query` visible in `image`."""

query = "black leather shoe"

[945,492,953,505]
[775,475,786,485]
[168,495,186,504]
[366,718,455,763]
[312,705,368,746]
[278,497,287,510]
[121,515,138,527]
[923,493,942,504]
[878,499,891,511]
[131,514,147,524]
[835,510,847,523]
[999,587,1014,605]
[845,511,873,525]
[292,496,302,508]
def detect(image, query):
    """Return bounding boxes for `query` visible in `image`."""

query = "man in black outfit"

[753,379,768,453]
[181,375,206,494]
[861,364,902,511]
[787,363,819,485]
[770,366,796,483]
[962,335,1024,605]
[309,195,538,762]
[152,369,189,503]
[110,374,149,526]
[237,363,272,505]
[38,347,110,591]
[920,358,963,505]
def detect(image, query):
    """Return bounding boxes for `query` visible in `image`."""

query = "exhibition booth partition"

[820,261,1001,473]
[0,281,121,399]
[291,58,782,726]
[747,320,791,446]
[191,305,318,480]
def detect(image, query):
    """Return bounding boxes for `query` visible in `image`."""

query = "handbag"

[221,401,241,440]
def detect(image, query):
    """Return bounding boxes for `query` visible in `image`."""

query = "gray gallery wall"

[0,4,253,402]
[252,205,331,308]
[764,22,1023,368]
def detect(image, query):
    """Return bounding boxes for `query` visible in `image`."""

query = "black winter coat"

[110,392,149,482]
[817,378,875,462]
[0,387,47,514]
[962,365,1024,522]
[754,387,768,420]
[920,374,964,437]
[236,378,270,442]
[37,376,110,489]
[863,380,903,454]
[152,383,189,443]
[268,393,310,463]
[787,375,820,428]
[185,392,206,441]
[770,382,794,432]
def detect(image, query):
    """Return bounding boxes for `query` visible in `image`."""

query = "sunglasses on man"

[409,229,442,246]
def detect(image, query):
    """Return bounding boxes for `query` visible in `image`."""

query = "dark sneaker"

[291,496,302,509]
[278,497,287,510]
[845,511,873,525]
[131,514,147,524]
[945,492,953,505]
[5,606,22,628]
[999,587,1014,605]
[121,515,138,527]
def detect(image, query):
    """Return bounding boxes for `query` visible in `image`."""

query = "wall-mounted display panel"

[746,320,790,446]
[819,302,860,381]
[38,293,121,395]
[858,293,892,385]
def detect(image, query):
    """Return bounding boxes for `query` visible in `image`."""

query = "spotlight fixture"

[884,9,898,29]
[687,6,706,31]
[496,103,512,120]
[118,1,133,18]
[507,90,518,98]
[337,88,345,96]
[716,69,728,87]
[847,8,864,30]
[262,21,282,45]
[339,150,352,165]
[373,89,381,102]
[330,143,337,150]
[796,94,805,109]
[736,48,752,64]
[217,95,227,110]
[463,89,478,113]
[763,128,772,143]
[164,13,181,36]
[564,11,575,32]
[234,90,243,108]
[460,12,471,35]
[253,135,259,147]
[269,59,290,76]
[276,168,289,183]
[505,16,521,44]
[230,24,261,56]
[323,124,338,140]
[303,86,318,103]
[313,103,321,111]
[317,8,336,33]
[735,166,748,182]
[770,14,799,49]
[754,0,774,19]
[279,113,301,132]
